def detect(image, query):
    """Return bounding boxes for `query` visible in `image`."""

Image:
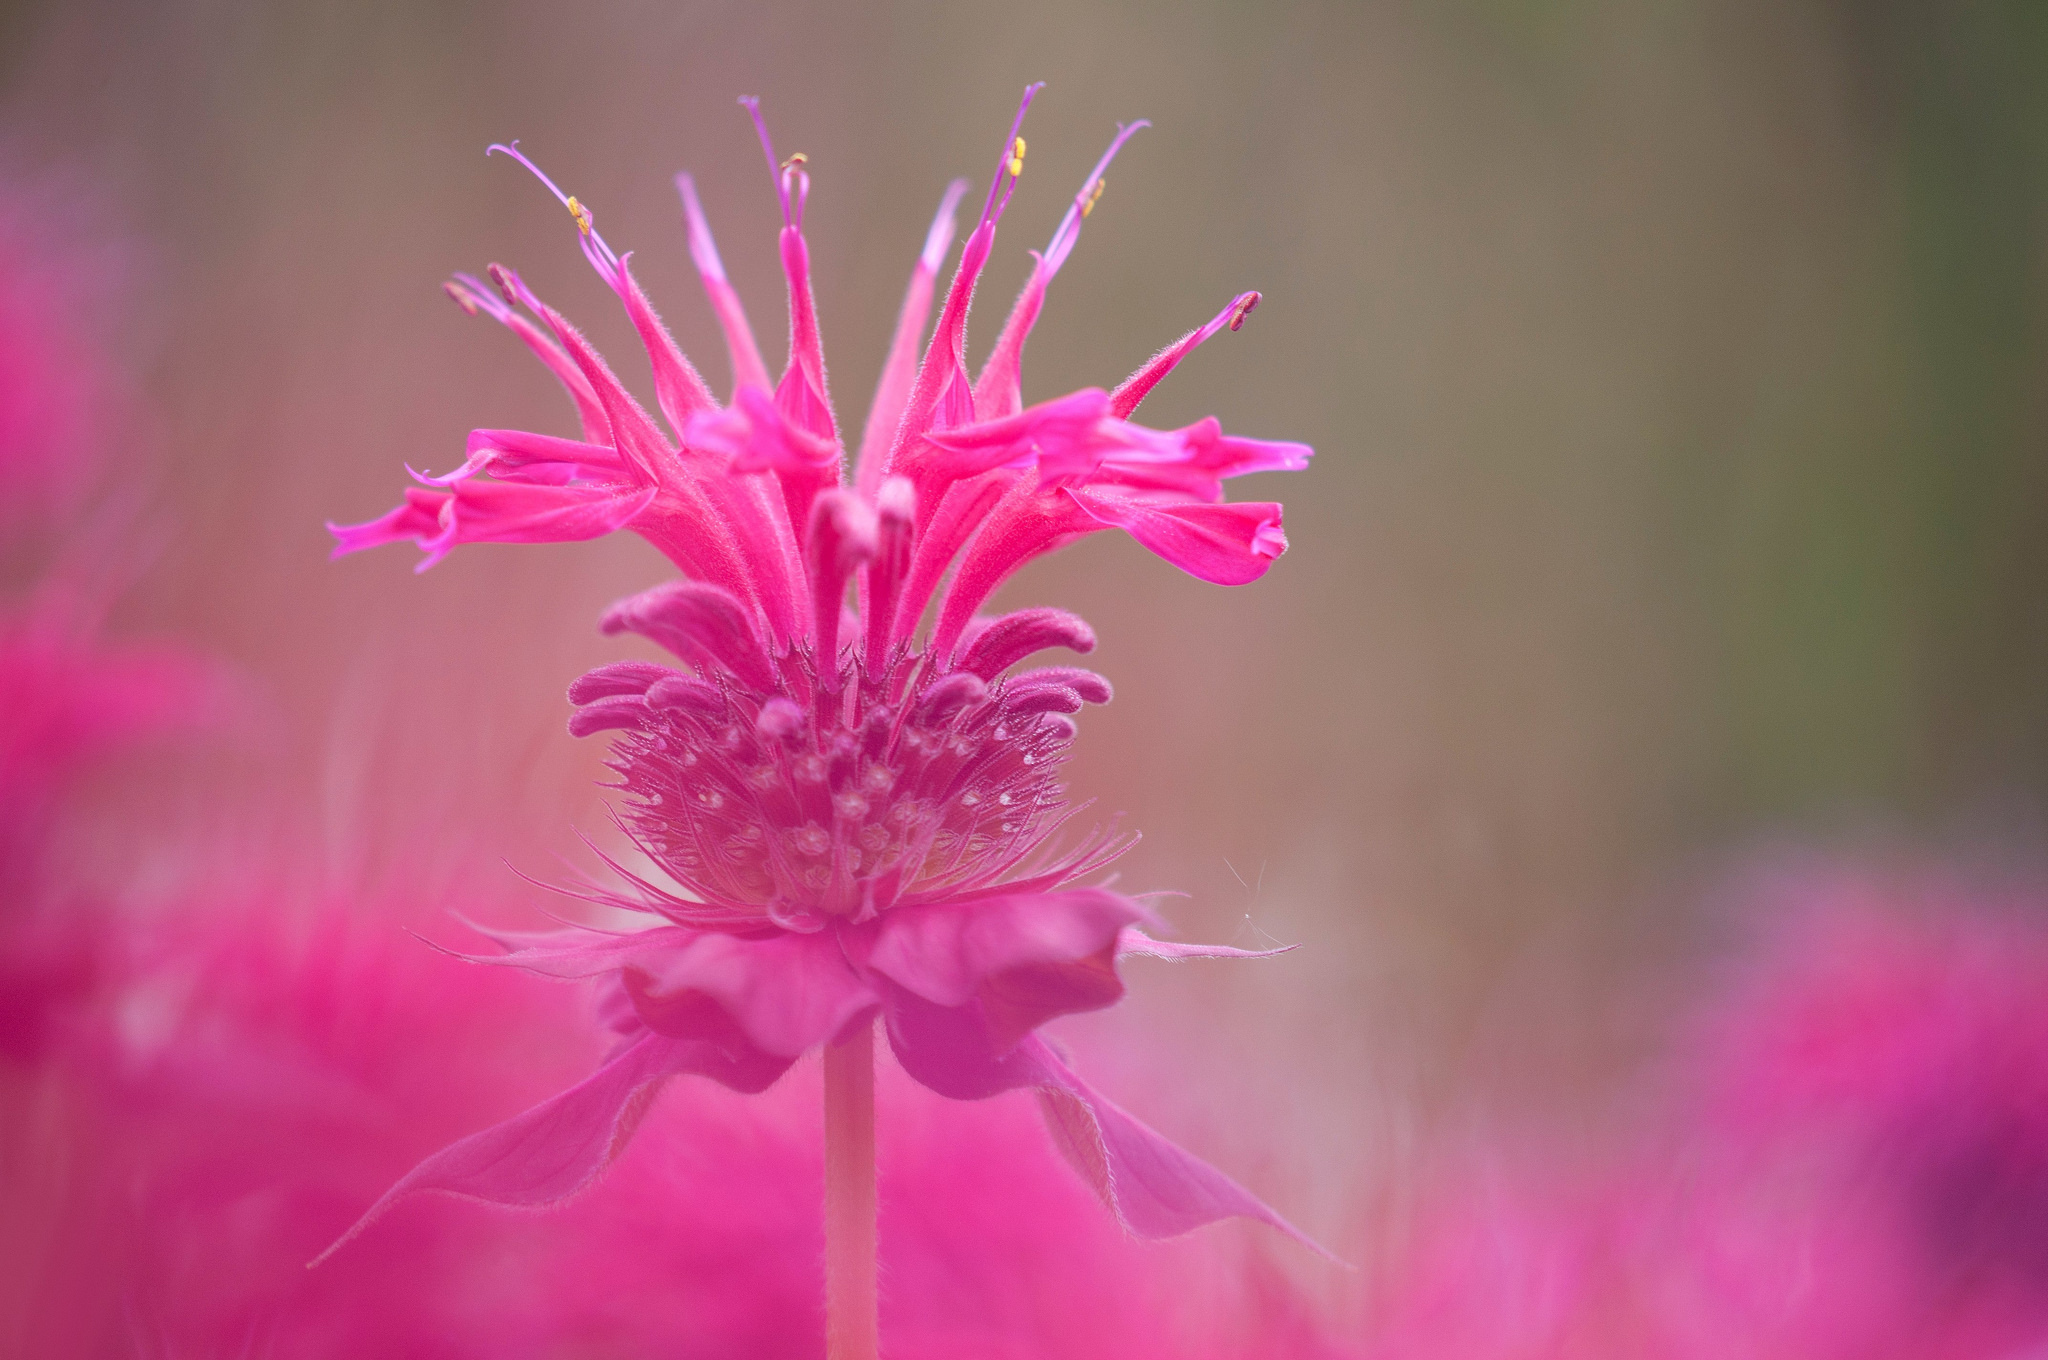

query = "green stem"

[823,1019,878,1360]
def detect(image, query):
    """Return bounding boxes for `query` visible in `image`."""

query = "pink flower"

[328,90,1315,1256]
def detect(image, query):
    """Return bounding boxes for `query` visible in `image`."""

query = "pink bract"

[328,88,1315,1254]
[4,886,1348,1356]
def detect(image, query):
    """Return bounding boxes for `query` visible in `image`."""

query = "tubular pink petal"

[914,670,986,722]
[925,387,1115,482]
[567,695,656,737]
[515,290,674,488]
[774,227,837,443]
[311,1030,788,1267]
[1110,290,1261,420]
[624,930,879,1058]
[418,428,626,487]
[1004,685,1083,716]
[687,385,839,475]
[973,121,1147,420]
[612,251,719,434]
[954,607,1098,679]
[1008,666,1112,705]
[567,660,678,705]
[881,87,1042,493]
[644,674,726,717]
[601,580,780,693]
[889,471,1018,650]
[861,475,916,674]
[446,274,610,443]
[805,489,878,667]
[1066,489,1287,585]
[675,172,772,396]
[326,488,448,561]
[431,480,657,557]
[686,387,840,576]
[930,476,1100,659]
[488,146,714,436]
[856,179,969,498]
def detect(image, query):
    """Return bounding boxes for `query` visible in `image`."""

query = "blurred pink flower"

[0,176,126,528]
[0,174,225,1066]
[1670,862,2048,1358]
[3,884,1350,1357]
[1361,858,2048,1360]
[328,88,1315,1255]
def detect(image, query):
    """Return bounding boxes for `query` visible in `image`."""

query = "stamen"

[782,152,808,173]
[1043,120,1149,273]
[485,141,622,276]
[978,82,1046,229]
[1108,289,1265,419]
[442,278,487,317]
[739,96,800,229]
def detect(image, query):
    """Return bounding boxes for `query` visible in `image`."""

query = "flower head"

[328,89,1316,1256]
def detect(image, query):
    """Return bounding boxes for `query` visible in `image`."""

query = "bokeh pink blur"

[3,1,2046,1354]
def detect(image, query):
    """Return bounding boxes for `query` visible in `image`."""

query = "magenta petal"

[1031,1042,1331,1252]
[868,888,1148,1039]
[436,479,657,557]
[628,928,879,1058]
[883,988,1324,1252]
[312,1031,789,1266]
[924,387,1112,481]
[685,384,838,474]
[326,488,449,560]
[1067,489,1286,585]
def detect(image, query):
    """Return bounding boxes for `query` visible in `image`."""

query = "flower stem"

[823,1018,878,1360]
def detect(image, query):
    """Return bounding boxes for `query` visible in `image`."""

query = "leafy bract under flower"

[328,88,1316,1258]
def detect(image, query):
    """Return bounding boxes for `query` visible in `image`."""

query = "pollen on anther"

[1082,178,1107,218]
[565,196,594,235]
[782,153,808,172]
[1008,136,1027,177]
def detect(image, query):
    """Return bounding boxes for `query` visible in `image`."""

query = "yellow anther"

[782,152,808,172]
[1081,178,1107,218]
[1008,136,1027,178]
[565,195,593,235]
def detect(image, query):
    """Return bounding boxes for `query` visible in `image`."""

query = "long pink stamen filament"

[978,82,1045,229]
[739,96,804,230]
[1042,119,1148,272]
[486,142,623,277]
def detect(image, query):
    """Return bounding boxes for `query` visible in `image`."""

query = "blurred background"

[2,0,2046,1348]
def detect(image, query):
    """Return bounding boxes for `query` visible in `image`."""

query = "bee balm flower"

[328,87,1315,1267]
